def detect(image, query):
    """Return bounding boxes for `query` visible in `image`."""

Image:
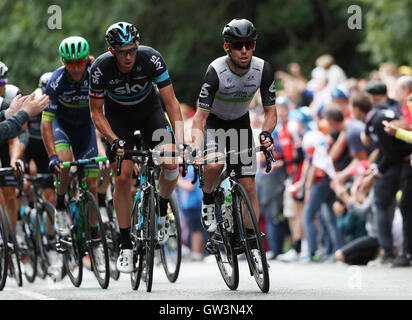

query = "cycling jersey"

[89,45,171,107]
[43,65,92,126]
[42,65,98,175]
[89,45,175,156]
[197,56,276,121]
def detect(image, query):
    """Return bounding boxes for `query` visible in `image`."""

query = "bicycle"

[193,145,274,293]
[55,156,110,289]
[97,162,120,281]
[117,130,181,292]
[24,173,59,280]
[0,163,25,289]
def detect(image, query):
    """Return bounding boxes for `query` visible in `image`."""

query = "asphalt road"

[2,255,412,301]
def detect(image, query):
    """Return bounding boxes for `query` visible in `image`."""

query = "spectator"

[365,81,402,116]
[359,91,412,267]
[394,76,412,125]
[315,54,347,90]
[177,165,205,261]
[331,85,351,119]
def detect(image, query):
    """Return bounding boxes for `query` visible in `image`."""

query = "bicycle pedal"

[205,240,217,255]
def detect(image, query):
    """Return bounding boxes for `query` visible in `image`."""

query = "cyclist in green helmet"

[41,36,107,275]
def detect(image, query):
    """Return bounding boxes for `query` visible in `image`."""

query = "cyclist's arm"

[41,119,57,157]
[191,109,210,151]
[192,65,219,150]
[159,84,184,145]
[260,61,277,135]
[89,97,118,145]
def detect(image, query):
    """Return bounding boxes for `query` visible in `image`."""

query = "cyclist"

[191,19,277,271]
[41,36,105,270]
[23,72,56,206]
[0,61,27,233]
[89,22,184,273]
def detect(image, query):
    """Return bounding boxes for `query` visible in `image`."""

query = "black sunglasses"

[230,40,255,51]
[115,46,138,57]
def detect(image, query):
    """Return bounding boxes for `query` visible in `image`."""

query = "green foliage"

[0,0,381,105]
[360,0,412,66]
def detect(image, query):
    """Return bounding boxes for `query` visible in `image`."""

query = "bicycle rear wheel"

[0,208,9,290]
[20,210,37,283]
[233,183,269,293]
[106,201,120,281]
[84,191,110,289]
[211,222,239,290]
[4,210,22,287]
[159,194,181,283]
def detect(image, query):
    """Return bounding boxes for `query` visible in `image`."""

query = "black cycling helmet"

[222,18,258,43]
[105,22,140,48]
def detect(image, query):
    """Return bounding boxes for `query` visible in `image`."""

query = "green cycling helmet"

[59,36,90,61]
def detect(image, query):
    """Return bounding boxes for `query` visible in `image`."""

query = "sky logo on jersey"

[91,67,103,84]
[150,55,164,71]
[200,83,211,98]
[113,82,149,95]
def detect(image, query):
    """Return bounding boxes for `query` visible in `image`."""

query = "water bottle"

[223,192,233,232]
[69,199,79,227]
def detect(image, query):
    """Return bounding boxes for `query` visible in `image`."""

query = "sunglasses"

[64,59,87,68]
[230,40,255,51]
[0,79,6,87]
[115,46,138,57]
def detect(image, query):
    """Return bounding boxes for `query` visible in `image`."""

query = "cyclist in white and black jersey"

[191,19,277,268]
[89,22,184,273]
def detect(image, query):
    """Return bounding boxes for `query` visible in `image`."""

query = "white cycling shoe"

[201,203,217,233]
[116,249,134,273]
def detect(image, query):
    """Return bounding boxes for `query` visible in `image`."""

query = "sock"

[246,228,258,250]
[203,191,214,205]
[159,196,168,217]
[120,227,132,249]
[56,193,66,210]
[98,192,106,207]
[91,226,99,239]
[291,240,302,253]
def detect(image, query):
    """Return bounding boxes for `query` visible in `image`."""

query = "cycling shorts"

[203,112,257,178]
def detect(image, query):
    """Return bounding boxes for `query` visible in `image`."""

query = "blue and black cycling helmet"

[222,19,258,43]
[105,22,140,48]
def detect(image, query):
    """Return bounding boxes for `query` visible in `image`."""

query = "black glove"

[108,139,125,163]
[259,131,274,145]
[48,154,61,173]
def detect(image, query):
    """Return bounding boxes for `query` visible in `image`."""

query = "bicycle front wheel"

[159,194,182,283]
[84,191,110,289]
[233,183,269,293]
[144,186,156,292]
[4,210,22,287]
[0,208,9,290]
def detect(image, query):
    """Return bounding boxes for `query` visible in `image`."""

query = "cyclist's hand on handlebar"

[11,159,24,174]
[48,154,62,173]
[109,138,125,162]
[259,130,274,152]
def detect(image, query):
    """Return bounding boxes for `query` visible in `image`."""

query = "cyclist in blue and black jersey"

[89,22,184,274]
[191,19,277,272]
[41,36,105,270]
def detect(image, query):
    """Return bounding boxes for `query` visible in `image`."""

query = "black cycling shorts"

[203,112,257,178]
[104,93,175,162]
[0,142,18,187]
